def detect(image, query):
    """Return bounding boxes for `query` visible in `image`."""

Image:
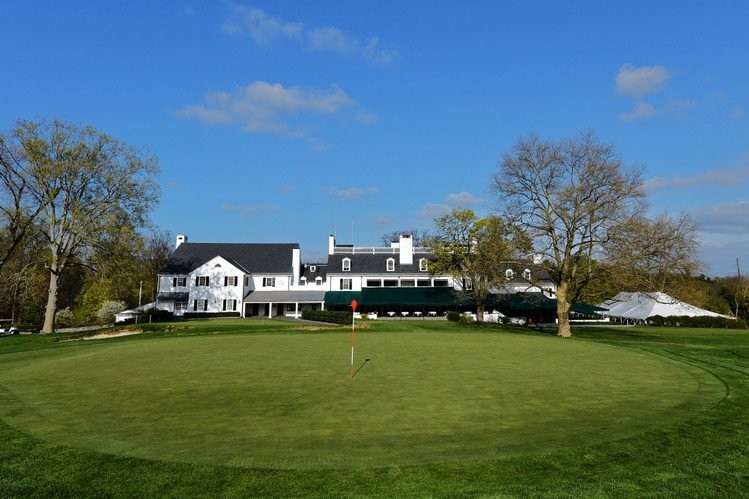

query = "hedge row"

[648,315,745,329]
[301,310,353,325]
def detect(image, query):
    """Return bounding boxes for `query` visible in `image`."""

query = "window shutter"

[223,300,227,311]
[195,276,199,286]
[173,277,176,287]
[234,277,238,286]
[193,300,197,311]
[206,277,209,286]
[224,276,227,286]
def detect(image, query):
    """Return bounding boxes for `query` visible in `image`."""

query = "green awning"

[324,288,458,307]
[570,302,608,315]
[362,287,458,306]
[324,291,364,306]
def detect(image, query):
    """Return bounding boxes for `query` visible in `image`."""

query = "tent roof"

[599,292,732,320]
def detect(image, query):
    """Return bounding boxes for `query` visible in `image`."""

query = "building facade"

[155,234,556,318]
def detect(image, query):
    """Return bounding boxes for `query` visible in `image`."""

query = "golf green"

[0,331,725,469]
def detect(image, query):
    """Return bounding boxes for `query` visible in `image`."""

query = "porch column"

[268,302,273,318]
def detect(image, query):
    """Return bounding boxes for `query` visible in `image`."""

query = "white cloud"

[646,165,749,191]
[445,191,484,207]
[418,202,450,219]
[224,5,395,65]
[693,200,749,235]
[223,5,302,45]
[417,191,484,219]
[177,81,356,138]
[616,64,670,98]
[221,203,278,217]
[619,101,657,122]
[327,186,378,200]
[307,27,357,55]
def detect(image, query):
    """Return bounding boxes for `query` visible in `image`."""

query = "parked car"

[0,325,20,335]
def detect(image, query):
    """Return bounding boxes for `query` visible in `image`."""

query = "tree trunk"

[476,302,485,323]
[42,269,59,334]
[556,282,572,337]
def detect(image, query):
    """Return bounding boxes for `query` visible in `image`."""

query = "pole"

[349,299,358,379]
[350,311,356,379]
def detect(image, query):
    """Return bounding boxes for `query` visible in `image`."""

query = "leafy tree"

[491,131,646,337]
[427,208,530,322]
[10,118,159,333]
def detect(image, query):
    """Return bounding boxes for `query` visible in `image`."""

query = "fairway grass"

[0,323,724,469]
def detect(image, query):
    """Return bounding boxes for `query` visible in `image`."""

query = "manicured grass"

[0,319,747,496]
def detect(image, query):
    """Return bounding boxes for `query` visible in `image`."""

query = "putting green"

[0,331,725,469]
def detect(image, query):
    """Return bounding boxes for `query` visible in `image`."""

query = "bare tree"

[13,118,159,333]
[605,212,702,292]
[427,208,531,322]
[0,131,44,272]
[491,131,646,337]
[381,228,430,247]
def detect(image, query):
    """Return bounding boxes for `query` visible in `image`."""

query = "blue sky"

[3,1,748,276]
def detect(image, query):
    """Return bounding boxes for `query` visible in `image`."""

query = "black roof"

[327,253,431,275]
[301,263,327,281]
[160,243,299,274]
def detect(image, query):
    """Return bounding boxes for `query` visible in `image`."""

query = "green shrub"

[446,311,462,322]
[302,310,352,325]
[55,307,75,327]
[648,315,744,329]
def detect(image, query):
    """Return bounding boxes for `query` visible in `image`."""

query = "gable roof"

[160,243,299,274]
[327,253,431,275]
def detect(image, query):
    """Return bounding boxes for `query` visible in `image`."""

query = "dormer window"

[523,269,531,280]
[315,276,322,285]
[342,258,351,272]
[505,269,515,280]
[300,276,307,284]
[419,258,428,271]
[386,258,395,272]
[310,265,316,272]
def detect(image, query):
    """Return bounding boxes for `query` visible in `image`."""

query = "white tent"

[599,291,733,324]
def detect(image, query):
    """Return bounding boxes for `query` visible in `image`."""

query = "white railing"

[333,246,432,255]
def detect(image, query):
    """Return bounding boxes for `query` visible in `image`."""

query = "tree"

[427,208,530,322]
[12,118,159,333]
[491,131,646,337]
[381,228,430,247]
[604,212,701,293]
[0,129,44,272]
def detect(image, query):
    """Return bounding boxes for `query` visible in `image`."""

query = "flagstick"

[350,311,356,379]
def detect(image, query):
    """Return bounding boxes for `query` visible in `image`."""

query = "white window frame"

[342,258,351,272]
[263,277,276,287]
[173,277,187,287]
[196,276,209,286]
[505,269,515,280]
[523,269,532,280]
[340,278,352,290]
[386,258,395,272]
[225,276,237,286]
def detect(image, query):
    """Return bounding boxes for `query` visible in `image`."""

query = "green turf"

[0,319,747,496]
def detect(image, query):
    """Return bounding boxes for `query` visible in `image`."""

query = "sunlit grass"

[0,319,746,496]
